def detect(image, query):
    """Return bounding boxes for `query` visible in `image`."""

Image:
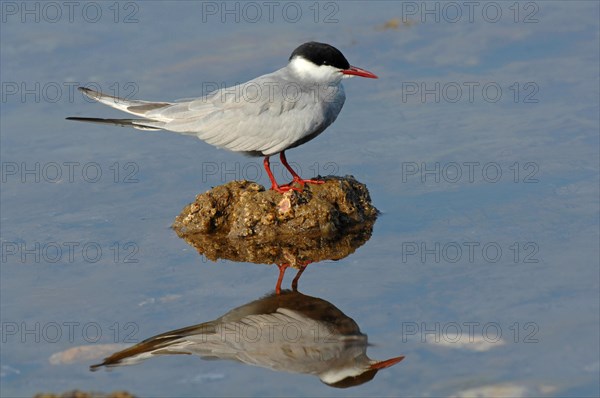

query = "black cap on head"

[289,42,350,70]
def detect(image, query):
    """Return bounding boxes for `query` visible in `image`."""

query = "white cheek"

[290,57,342,83]
[320,366,367,384]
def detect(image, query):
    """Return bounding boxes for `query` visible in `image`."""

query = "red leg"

[275,264,289,295]
[280,151,324,187]
[263,156,302,193]
[291,261,311,291]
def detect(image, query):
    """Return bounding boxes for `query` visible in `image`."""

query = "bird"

[90,290,404,388]
[67,42,378,192]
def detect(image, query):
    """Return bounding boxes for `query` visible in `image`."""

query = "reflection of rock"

[91,290,403,388]
[173,176,377,265]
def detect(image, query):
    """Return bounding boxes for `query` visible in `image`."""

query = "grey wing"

[188,309,350,375]
[145,74,343,155]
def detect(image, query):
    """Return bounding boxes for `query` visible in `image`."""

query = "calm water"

[1,1,599,397]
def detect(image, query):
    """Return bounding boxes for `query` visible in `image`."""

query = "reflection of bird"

[91,290,403,388]
[67,42,377,192]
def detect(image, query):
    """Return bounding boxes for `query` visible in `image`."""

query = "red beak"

[342,65,378,79]
[369,355,405,370]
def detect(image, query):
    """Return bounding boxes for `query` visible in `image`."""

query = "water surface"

[1,1,599,397]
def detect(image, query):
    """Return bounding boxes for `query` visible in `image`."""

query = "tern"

[91,290,404,388]
[67,42,377,192]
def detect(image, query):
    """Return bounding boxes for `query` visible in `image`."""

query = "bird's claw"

[293,177,324,185]
[271,183,304,193]
[270,177,324,193]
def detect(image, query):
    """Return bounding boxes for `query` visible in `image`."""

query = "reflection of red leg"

[291,262,311,291]
[264,156,302,193]
[280,151,324,187]
[275,264,289,294]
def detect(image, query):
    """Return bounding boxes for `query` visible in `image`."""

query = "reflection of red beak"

[369,355,405,370]
[342,65,378,79]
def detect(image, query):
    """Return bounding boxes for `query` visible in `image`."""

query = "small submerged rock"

[172,176,378,265]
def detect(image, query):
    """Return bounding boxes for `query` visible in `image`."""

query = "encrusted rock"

[174,176,377,239]
[172,176,378,265]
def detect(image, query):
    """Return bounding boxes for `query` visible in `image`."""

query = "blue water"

[1,1,598,397]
